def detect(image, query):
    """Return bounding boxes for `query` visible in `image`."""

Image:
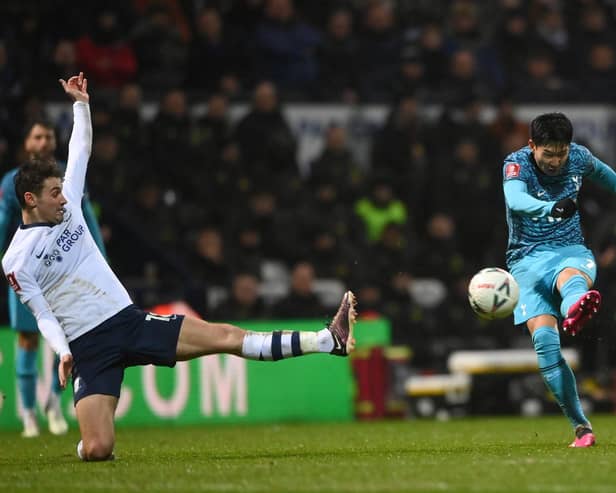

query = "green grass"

[2,416,616,492]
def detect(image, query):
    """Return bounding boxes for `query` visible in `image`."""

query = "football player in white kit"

[2,73,357,461]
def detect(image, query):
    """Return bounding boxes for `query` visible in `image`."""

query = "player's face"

[25,125,56,159]
[529,140,570,176]
[30,177,67,224]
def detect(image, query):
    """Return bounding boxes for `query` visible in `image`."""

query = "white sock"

[77,440,84,460]
[241,329,334,360]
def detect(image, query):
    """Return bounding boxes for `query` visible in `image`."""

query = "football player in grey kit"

[503,112,616,447]
[2,73,357,461]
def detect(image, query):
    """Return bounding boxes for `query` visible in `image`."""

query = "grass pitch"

[2,415,616,493]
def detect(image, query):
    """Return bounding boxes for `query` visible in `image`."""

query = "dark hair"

[22,118,54,141]
[530,112,573,146]
[14,159,63,208]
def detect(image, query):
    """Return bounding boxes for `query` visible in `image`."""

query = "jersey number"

[145,313,174,322]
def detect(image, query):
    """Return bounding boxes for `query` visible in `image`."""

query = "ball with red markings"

[468,267,519,320]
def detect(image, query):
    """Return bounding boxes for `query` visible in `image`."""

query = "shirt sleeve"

[503,180,555,217]
[63,102,92,205]
[28,296,71,357]
[587,157,616,193]
[4,264,70,356]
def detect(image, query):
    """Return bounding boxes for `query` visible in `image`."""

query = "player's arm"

[6,265,74,387]
[504,180,576,219]
[587,156,616,193]
[504,180,554,216]
[30,298,74,389]
[60,73,92,205]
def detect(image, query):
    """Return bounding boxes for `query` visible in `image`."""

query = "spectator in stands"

[148,88,195,190]
[354,176,408,244]
[252,0,321,99]
[391,46,429,101]
[75,8,137,88]
[511,49,577,102]
[42,40,79,97]
[370,95,431,214]
[309,124,363,200]
[0,40,21,106]
[357,0,402,101]
[531,5,571,77]
[131,4,187,91]
[316,7,359,102]
[434,138,502,264]
[272,261,327,318]
[304,224,358,283]
[488,98,528,154]
[414,212,466,284]
[570,3,616,60]
[579,42,616,103]
[228,219,267,275]
[416,22,448,90]
[440,48,494,105]
[493,6,532,85]
[87,130,128,203]
[112,82,147,160]
[212,271,270,320]
[186,7,248,98]
[192,93,232,162]
[189,225,232,289]
[365,222,416,284]
[233,81,298,185]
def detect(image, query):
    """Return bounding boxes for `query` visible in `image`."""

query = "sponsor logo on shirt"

[56,224,84,252]
[505,163,521,179]
[43,249,63,267]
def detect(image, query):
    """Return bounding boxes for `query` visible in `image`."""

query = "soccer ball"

[468,267,519,320]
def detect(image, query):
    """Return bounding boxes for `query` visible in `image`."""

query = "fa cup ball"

[468,267,519,320]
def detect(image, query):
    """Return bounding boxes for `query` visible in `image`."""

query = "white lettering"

[200,355,247,416]
[143,362,189,417]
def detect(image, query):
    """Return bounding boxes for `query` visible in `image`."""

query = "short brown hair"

[14,158,63,208]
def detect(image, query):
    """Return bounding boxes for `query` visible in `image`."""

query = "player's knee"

[82,438,115,461]
[220,323,244,349]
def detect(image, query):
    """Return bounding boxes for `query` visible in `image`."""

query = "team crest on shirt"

[505,163,521,178]
[6,272,21,292]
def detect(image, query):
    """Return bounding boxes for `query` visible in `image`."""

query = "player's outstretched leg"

[241,291,357,360]
[562,290,601,336]
[46,353,68,435]
[569,425,596,448]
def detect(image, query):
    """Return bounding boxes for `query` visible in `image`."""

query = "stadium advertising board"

[0,319,390,430]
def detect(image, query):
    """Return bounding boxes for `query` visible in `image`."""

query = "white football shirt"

[2,102,132,356]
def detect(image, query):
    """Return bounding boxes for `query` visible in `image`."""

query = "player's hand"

[59,72,89,103]
[58,353,74,390]
[551,198,577,218]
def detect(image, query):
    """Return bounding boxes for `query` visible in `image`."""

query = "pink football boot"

[562,290,601,336]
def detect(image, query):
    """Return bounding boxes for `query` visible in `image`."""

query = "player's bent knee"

[82,438,114,461]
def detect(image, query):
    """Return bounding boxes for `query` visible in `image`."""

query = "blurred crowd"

[1,0,616,372]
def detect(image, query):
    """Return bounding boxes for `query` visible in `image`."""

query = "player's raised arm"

[59,72,92,204]
[503,162,577,219]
